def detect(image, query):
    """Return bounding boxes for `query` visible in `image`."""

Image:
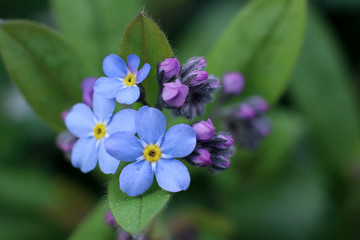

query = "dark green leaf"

[108,170,171,234]
[51,0,143,75]
[207,0,306,104]
[0,20,85,131]
[118,12,174,106]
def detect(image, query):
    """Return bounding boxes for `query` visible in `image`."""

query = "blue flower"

[94,54,151,105]
[65,93,137,174]
[105,106,196,196]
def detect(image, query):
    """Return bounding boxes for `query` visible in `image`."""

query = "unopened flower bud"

[247,96,269,113]
[158,58,181,79]
[162,79,189,107]
[212,155,230,169]
[81,77,97,108]
[252,117,271,137]
[191,148,211,167]
[190,71,208,85]
[222,72,244,95]
[61,109,70,121]
[56,131,77,153]
[236,103,255,120]
[216,133,234,148]
[192,119,215,141]
[104,211,116,226]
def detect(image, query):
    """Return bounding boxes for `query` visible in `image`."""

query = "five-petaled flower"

[105,106,196,197]
[65,93,137,174]
[94,54,151,105]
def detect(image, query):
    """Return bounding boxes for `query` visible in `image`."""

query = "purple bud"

[222,72,245,95]
[162,79,189,107]
[104,211,116,226]
[159,58,181,79]
[56,131,77,153]
[191,148,211,167]
[81,77,97,108]
[247,96,269,113]
[192,119,215,141]
[236,103,255,120]
[216,134,234,148]
[252,118,271,137]
[189,57,207,70]
[61,109,70,121]
[190,71,209,85]
[213,156,230,169]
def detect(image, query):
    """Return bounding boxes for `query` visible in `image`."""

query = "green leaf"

[118,12,174,106]
[108,170,171,234]
[206,0,306,104]
[0,20,85,131]
[51,0,143,75]
[68,202,115,240]
[289,7,360,169]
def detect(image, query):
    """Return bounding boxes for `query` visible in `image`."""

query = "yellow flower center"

[93,123,106,140]
[143,145,161,162]
[124,73,136,86]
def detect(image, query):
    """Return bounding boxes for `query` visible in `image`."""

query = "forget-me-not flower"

[65,93,137,174]
[105,106,196,197]
[94,54,151,105]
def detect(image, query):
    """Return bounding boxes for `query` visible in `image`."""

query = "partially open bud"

[190,71,209,85]
[190,148,211,167]
[236,103,255,120]
[162,79,189,107]
[192,119,215,141]
[222,72,244,95]
[215,133,234,149]
[158,58,181,79]
[81,77,97,108]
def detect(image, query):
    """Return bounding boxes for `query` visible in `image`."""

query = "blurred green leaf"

[118,12,174,106]
[0,20,85,131]
[108,170,171,234]
[68,202,115,240]
[51,0,143,75]
[289,7,360,169]
[207,0,306,104]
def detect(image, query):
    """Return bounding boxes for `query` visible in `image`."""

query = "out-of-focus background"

[0,0,360,239]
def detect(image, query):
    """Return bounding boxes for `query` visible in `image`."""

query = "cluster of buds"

[158,57,220,119]
[185,119,234,172]
[227,96,271,149]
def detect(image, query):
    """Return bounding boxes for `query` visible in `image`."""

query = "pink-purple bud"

[81,77,97,108]
[56,131,77,153]
[214,156,230,169]
[190,71,208,85]
[253,118,271,137]
[191,148,211,167]
[61,109,70,121]
[216,134,234,148]
[247,96,269,113]
[192,119,216,141]
[236,103,255,120]
[222,72,245,95]
[162,79,189,107]
[159,58,181,79]
[104,211,116,226]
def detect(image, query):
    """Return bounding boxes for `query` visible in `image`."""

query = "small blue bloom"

[105,106,196,196]
[94,54,151,105]
[65,93,137,174]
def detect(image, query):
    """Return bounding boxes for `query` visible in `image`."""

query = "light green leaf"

[0,20,85,131]
[118,12,174,106]
[108,170,171,234]
[289,7,360,169]
[207,0,306,104]
[51,0,143,75]
[68,202,115,240]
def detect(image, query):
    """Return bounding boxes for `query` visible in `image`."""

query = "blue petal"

[103,54,127,78]
[155,159,190,192]
[120,160,154,197]
[92,93,116,122]
[94,77,124,99]
[161,124,196,158]
[136,106,166,144]
[71,137,98,173]
[127,54,140,73]
[105,131,143,162]
[115,86,140,105]
[107,109,137,135]
[98,141,120,174]
[136,63,151,83]
[65,103,94,138]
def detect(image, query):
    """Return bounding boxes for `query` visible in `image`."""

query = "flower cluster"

[158,57,220,119]
[58,53,234,197]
